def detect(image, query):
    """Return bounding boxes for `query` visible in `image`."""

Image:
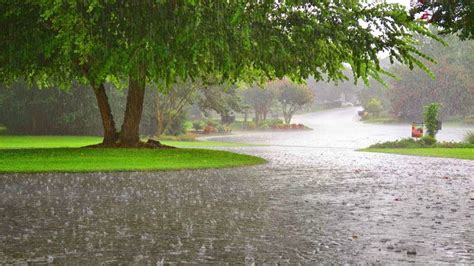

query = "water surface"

[1,107,473,264]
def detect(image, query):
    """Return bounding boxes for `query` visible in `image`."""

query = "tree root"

[85,139,176,149]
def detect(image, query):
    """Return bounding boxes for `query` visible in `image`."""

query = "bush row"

[369,137,474,149]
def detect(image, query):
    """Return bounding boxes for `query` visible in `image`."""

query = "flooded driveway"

[1,107,473,264]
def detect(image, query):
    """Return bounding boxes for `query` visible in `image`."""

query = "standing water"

[1,107,473,264]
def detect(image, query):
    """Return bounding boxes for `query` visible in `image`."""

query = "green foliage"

[368,138,473,149]
[411,0,474,40]
[369,138,422,148]
[206,120,218,127]
[465,131,474,144]
[464,115,474,124]
[197,81,242,116]
[192,121,204,131]
[163,111,187,136]
[216,125,226,133]
[365,98,384,117]
[241,84,275,124]
[259,119,284,129]
[272,79,314,124]
[0,81,101,135]
[2,1,439,88]
[1,1,442,143]
[423,103,441,138]
[388,33,474,122]
[421,135,437,146]
[0,81,156,135]
[242,121,257,130]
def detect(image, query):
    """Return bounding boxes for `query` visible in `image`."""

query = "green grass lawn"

[361,116,399,124]
[0,136,266,173]
[363,148,474,160]
[0,135,250,149]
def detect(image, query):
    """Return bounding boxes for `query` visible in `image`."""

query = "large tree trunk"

[120,72,146,146]
[92,84,118,145]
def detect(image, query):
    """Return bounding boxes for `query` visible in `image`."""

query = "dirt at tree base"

[85,139,176,149]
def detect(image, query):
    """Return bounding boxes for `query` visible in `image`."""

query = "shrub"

[369,138,420,148]
[465,131,474,144]
[423,103,441,138]
[192,121,204,131]
[464,115,474,125]
[368,138,474,149]
[203,126,215,134]
[365,98,383,117]
[421,135,437,146]
[242,121,257,130]
[259,119,284,129]
[164,111,187,136]
[216,125,226,133]
[206,120,218,127]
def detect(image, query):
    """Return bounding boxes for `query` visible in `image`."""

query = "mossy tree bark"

[92,84,118,145]
[120,67,146,146]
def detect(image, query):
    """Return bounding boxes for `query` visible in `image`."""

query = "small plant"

[216,125,226,133]
[465,130,474,144]
[206,120,218,127]
[421,135,436,146]
[423,103,441,138]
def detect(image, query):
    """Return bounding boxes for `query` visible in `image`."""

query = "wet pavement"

[1,107,473,264]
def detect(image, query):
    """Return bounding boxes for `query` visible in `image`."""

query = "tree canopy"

[411,0,474,40]
[1,1,437,146]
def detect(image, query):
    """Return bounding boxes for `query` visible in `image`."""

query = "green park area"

[0,136,266,173]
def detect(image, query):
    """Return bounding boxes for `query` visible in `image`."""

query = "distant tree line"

[356,32,474,122]
[0,81,155,135]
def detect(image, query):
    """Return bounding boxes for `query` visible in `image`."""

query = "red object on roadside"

[411,122,423,138]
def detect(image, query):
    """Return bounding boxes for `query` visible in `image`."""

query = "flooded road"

[1,107,473,264]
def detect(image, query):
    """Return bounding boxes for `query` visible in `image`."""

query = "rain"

[1,1,473,264]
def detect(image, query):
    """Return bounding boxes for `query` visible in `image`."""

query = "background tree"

[272,80,314,124]
[154,81,196,137]
[241,85,275,125]
[0,81,158,136]
[196,82,241,119]
[388,33,474,121]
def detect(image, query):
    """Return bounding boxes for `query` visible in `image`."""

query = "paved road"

[1,107,473,264]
